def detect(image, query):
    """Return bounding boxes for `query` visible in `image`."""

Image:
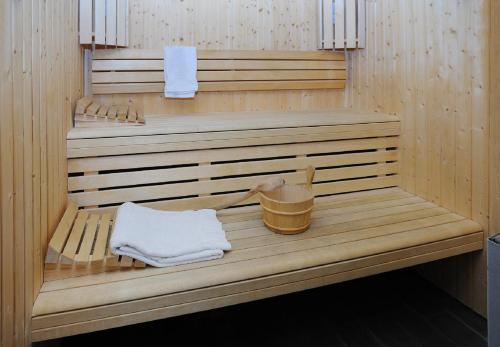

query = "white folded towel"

[164,46,198,98]
[110,202,231,267]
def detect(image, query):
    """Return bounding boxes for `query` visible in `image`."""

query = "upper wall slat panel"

[91,49,347,94]
[94,0,347,114]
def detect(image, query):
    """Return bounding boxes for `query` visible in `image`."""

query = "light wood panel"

[66,112,400,211]
[90,49,347,95]
[94,0,347,114]
[31,188,482,341]
[346,0,490,315]
[0,0,82,345]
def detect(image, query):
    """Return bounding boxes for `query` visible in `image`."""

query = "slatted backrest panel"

[91,49,347,94]
[67,117,400,213]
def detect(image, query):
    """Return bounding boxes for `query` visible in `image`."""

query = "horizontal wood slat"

[68,153,399,191]
[67,123,400,158]
[92,49,346,60]
[92,70,347,83]
[92,60,346,71]
[68,137,399,172]
[91,49,347,94]
[92,80,346,94]
[66,113,399,210]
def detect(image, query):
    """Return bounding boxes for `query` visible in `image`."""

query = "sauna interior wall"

[346,0,490,315]
[96,0,346,114]
[0,0,82,345]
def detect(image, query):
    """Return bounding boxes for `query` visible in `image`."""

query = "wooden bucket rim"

[260,184,314,204]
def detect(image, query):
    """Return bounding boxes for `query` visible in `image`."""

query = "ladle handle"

[306,166,315,190]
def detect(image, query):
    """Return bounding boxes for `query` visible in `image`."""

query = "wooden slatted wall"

[66,117,400,213]
[94,0,347,115]
[0,1,83,345]
[91,49,347,94]
[346,0,490,316]
[317,0,366,50]
[79,0,129,47]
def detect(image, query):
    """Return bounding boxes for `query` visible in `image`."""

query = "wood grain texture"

[31,188,483,341]
[65,112,400,211]
[0,0,82,345]
[94,0,347,114]
[346,0,490,316]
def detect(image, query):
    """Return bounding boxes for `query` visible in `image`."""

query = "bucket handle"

[306,166,315,190]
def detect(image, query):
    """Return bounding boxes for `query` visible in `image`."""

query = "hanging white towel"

[164,46,198,98]
[110,202,231,267]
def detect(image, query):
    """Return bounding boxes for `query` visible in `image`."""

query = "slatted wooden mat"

[45,202,146,272]
[90,49,347,94]
[74,97,145,127]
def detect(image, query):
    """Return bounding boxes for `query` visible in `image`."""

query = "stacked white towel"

[110,202,231,267]
[164,46,199,98]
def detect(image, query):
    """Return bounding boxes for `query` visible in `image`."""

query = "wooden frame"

[318,0,366,49]
[90,49,347,94]
[30,110,483,341]
[79,0,129,48]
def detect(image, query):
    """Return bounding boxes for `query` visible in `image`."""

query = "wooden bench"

[90,49,347,94]
[31,110,483,341]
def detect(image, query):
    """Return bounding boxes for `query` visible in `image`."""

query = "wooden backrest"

[91,49,347,94]
[66,111,400,213]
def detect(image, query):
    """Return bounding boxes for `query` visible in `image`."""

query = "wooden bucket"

[260,184,314,234]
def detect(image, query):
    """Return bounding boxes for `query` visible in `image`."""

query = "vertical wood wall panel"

[0,0,83,345]
[346,0,490,315]
[490,0,500,279]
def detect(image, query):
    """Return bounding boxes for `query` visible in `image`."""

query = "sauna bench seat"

[32,110,484,341]
[32,188,483,341]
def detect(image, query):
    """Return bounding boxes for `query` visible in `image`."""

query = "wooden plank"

[68,151,398,191]
[67,127,399,158]
[75,97,93,115]
[318,0,324,49]
[75,214,100,265]
[68,137,399,173]
[85,102,100,116]
[92,49,345,61]
[60,211,89,264]
[105,0,117,46]
[94,0,106,45]
[96,104,109,118]
[116,0,128,46]
[346,0,356,48]
[93,80,346,94]
[91,59,346,71]
[357,0,366,48]
[127,107,137,122]
[32,239,482,341]
[106,105,118,119]
[116,105,128,121]
[32,218,481,316]
[322,0,334,49]
[68,164,397,207]
[66,121,399,151]
[45,203,79,263]
[38,193,452,288]
[335,0,345,49]
[90,213,111,265]
[120,256,133,268]
[66,111,399,139]
[92,70,347,84]
[79,0,92,44]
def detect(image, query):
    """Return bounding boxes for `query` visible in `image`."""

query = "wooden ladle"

[305,165,315,190]
[214,176,286,210]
